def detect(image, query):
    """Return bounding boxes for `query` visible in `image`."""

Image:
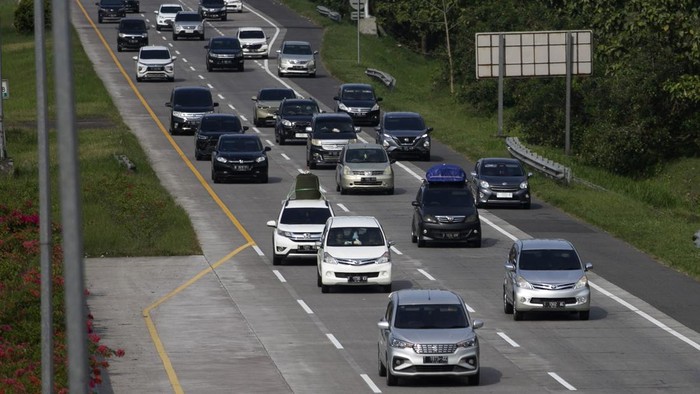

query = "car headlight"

[209,53,222,58]
[343,166,352,175]
[282,119,293,127]
[515,275,533,289]
[165,64,174,71]
[215,156,228,163]
[423,214,437,223]
[574,275,588,289]
[118,33,127,38]
[311,139,322,147]
[338,103,349,111]
[456,337,477,348]
[308,59,315,67]
[389,337,414,349]
[172,111,185,118]
[141,33,148,38]
[382,139,390,148]
[255,155,267,163]
[197,135,208,140]
[383,166,392,175]
[138,65,147,72]
[423,139,430,148]
[276,228,293,238]
[419,133,429,139]
[258,105,270,110]
[376,251,391,264]
[371,103,380,111]
[323,252,338,264]
[520,181,529,189]
[479,180,490,189]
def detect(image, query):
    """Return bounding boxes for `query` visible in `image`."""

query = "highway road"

[77,0,700,392]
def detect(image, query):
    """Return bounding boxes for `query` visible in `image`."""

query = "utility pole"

[0,24,6,162]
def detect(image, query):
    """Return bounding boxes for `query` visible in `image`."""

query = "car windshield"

[120,20,146,31]
[140,49,170,60]
[211,39,240,49]
[176,13,201,22]
[282,103,319,116]
[160,6,183,13]
[283,44,312,55]
[259,89,296,101]
[422,189,474,207]
[280,208,332,225]
[518,249,582,270]
[219,138,262,152]
[102,0,124,6]
[481,163,524,177]
[327,227,384,247]
[239,30,265,39]
[394,304,468,329]
[345,148,387,164]
[201,0,224,5]
[201,117,242,132]
[313,119,356,138]
[384,116,425,131]
[174,90,212,106]
[341,88,374,101]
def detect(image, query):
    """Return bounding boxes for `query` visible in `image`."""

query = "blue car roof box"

[425,164,467,184]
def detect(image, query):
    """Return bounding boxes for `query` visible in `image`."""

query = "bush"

[13,0,52,35]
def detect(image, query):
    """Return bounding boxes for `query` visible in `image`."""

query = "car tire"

[467,371,480,386]
[309,161,316,170]
[200,34,205,41]
[98,16,103,23]
[321,284,330,294]
[278,134,285,145]
[239,64,244,72]
[168,76,174,82]
[212,171,220,184]
[336,183,340,192]
[503,287,514,314]
[117,46,122,52]
[172,34,178,41]
[339,184,347,195]
[470,237,482,248]
[422,152,431,161]
[136,76,142,82]
[222,15,227,21]
[272,254,282,266]
[411,226,417,243]
[386,367,398,386]
[135,7,139,13]
[259,174,268,184]
[386,188,394,195]
[317,270,322,287]
[378,353,387,377]
[579,310,590,320]
[156,25,161,31]
[277,69,282,77]
[195,150,204,161]
[417,227,426,247]
[309,72,316,78]
[513,306,524,321]
[382,284,392,293]
[523,201,531,209]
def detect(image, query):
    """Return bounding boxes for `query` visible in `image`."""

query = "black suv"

[470,157,532,209]
[411,164,482,247]
[211,134,271,183]
[334,83,382,126]
[165,86,219,135]
[305,113,359,169]
[123,0,139,13]
[117,18,149,52]
[205,37,244,71]
[198,0,227,20]
[96,0,126,24]
[194,114,248,160]
[274,98,321,145]
[375,111,433,161]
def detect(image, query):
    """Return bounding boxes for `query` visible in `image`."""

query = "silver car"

[503,238,593,321]
[336,143,394,195]
[276,40,318,77]
[251,88,296,127]
[378,289,483,386]
[172,11,205,41]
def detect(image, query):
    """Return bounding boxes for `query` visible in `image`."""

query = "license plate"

[292,66,305,70]
[445,232,460,239]
[294,133,308,138]
[232,165,249,171]
[361,177,376,182]
[185,30,194,33]
[544,300,566,308]
[348,275,368,283]
[496,192,513,198]
[298,245,316,251]
[222,60,232,64]
[327,151,339,156]
[423,356,448,364]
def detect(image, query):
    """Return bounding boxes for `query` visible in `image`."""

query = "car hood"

[256,100,282,108]
[281,114,314,122]
[277,224,325,233]
[217,151,264,160]
[281,54,314,62]
[384,129,428,138]
[173,105,213,113]
[317,139,354,148]
[159,12,179,18]
[519,270,584,284]
[211,49,243,55]
[240,38,266,45]
[393,328,473,343]
[139,58,172,66]
[480,175,525,186]
[423,205,477,217]
[324,245,387,259]
[199,130,242,137]
[340,99,376,108]
[345,163,390,172]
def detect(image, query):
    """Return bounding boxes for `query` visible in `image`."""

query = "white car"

[224,0,242,13]
[132,45,176,82]
[266,199,334,265]
[317,216,393,293]
[154,3,183,31]
[237,27,270,58]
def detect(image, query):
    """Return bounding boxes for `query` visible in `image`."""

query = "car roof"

[140,45,170,52]
[283,40,311,46]
[173,86,210,93]
[219,133,259,140]
[259,87,294,94]
[176,11,199,15]
[345,142,384,150]
[519,238,575,251]
[481,157,522,165]
[395,289,462,306]
[238,27,264,32]
[328,216,379,228]
[281,98,316,105]
[341,83,373,90]
[384,111,422,118]
[210,36,238,42]
[284,199,331,209]
[201,113,239,119]
[159,3,183,8]
[313,112,352,121]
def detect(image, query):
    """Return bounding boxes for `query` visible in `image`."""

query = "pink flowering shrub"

[0,202,124,392]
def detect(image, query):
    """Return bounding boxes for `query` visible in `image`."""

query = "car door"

[378,299,394,361]
[335,147,348,187]
[504,243,519,299]
[412,186,424,233]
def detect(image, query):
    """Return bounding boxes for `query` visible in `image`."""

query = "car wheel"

[470,237,482,248]
[411,225,417,243]
[200,34,205,41]
[386,188,394,195]
[136,76,142,82]
[579,310,590,320]
[513,306,524,321]
[272,254,282,266]
[339,184,347,195]
[386,367,398,386]
[278,134,285,145]
[321,284,330,294]
[309,161,316,169]
[212,170,220,184]
[172,34,178,41]
[277,69,282,77]
[239,64,244,72]
[382,284,392,293]
[195,150,204,161]
[378,348,387,377]
[98,16,103,23]
[156,25,161,31]
[467,370,480,386]
[422,152,431,161]
[417,227,426,247]
[135,7,139,13]
[336,183,340,192]
[503,287,514,314]
[309,72,316,78]
[167,76,174,82]
[222,15,227,21]
[316,270,322,287]
[259,174,268,184]
[523,201,531,209]
[117,46,122,52]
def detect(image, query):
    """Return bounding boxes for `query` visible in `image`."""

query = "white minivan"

[317,216,393,293]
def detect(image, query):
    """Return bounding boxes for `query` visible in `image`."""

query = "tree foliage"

[13,0,52,35]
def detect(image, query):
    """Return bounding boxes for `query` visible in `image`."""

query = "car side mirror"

[313,50,319,55]
[505,263,515,271]
[426,127,434,133]
[411,201,420,207]
[264,146,272,152]
[376,97,383,102]
[472,319,484,330]
[165,102,172,107]
[266,220,276,228]
[388,240,395,247]
[584,262,593,271]
[251,96,257,101]
[213,102,219,107]
[242,126,250,132]
[354,127,361,133]
[470,171,477,177]
[527,172,533,178]
[276,49,281,54]
[132,56,138,61]
[333,96,339,101]
[154,10,158,14]
[377,321,390,330]
[390,158,396,164]
[171,56,177,61]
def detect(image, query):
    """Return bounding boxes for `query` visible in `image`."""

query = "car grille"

[334,272,379,278]
[147,65,165,71]
[336,258,379,266]
[397,136,416,145]
[347,108,369,115]
[490,185,520,192]
[530,297,577,304]
[351,170,384,176]
[531,282,576,290]
[291,121,310,131]
[435,215,466,223]
[414,343,457,354]
[243,43,263,50]
[288,232,321,241]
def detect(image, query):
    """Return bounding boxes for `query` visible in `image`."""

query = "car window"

[422,189,475,207]
[211,39,240,50]
[283,103,318,116]
[280,207,332,225]
[482,163,524,177]
[102,0,125,6]
[140,49,171,60]
[518,249,581,270]
[176,13,202,22]
[314,119,356,137]
[174,90,212,106]
[259,89,295,101]
[327,227,384,246]
[219,138,262,152]
[385,301,394,323]
[120,20,146,30]
[341,88,374,101]
[345,149,387,164]
[239,30,265,39]
[394,304,467,329]
[283,43,312,55]
[384,116,424,131]
[201,117,241,132]
[161,6,183,13]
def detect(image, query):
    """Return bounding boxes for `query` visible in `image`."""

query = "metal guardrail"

[316,5,341,22]
[506,137,572,184]
[365,68,396,89]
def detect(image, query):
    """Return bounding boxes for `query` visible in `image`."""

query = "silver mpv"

[503,238,592,321]
[378,289,483,386]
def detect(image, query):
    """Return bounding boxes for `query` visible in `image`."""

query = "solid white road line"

[326,333,343,349]
[417,269,435,281]
[272,270,286,283]
[265,139,274,146]
[548,372,577,391]
[297,300,314,314]
[480,216,519,242]
[252,245,264,256]
[395,161,423,181]
[497,332,521,348]
[360,374,382,394]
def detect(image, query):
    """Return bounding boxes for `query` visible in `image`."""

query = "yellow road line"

[74,2,259,392]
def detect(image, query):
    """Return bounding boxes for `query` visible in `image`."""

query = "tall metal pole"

[356,4,360,64]
[0,21,6,160]
[497,34,504,137]
[565,32,572,155]
[35,0,54,391]
[52,0,88,392]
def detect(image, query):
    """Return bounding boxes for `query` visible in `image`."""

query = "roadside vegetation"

[0,0,199,390]
[284,0,700,279]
